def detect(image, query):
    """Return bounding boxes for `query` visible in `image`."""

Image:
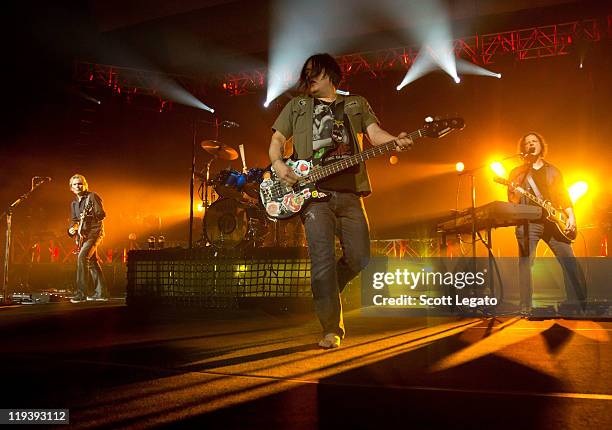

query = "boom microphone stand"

[2,177,51,304]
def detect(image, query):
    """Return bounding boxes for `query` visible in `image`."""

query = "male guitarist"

[67,174,108,303]
[508,132,586,315]
[269,53,412,348]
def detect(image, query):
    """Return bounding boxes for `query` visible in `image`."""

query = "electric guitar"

[260,117,465,220]
[493,176,576,241]
[71,200,94,254]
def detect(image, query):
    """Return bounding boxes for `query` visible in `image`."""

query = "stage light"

[197,203,205,212]
[454,76,461,84]
[456,58,502,79]
[154,77,214,113]
[490,162,506,177]
[263,100,270,108]
[568,181,588,203]
[396,50,445,91]
[389,155,399,165]
[455,162,465,172]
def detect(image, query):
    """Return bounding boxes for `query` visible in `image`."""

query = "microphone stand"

[2,179,49,304]
[458,154,522,312]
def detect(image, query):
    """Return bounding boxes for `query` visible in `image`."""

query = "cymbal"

[200,140,239,160]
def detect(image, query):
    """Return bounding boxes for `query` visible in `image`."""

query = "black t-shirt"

[312,99,358,193]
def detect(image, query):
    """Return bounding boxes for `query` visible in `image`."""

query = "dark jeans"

[301,191,371,338]
[516,222,586,308]
[76,236,107,298]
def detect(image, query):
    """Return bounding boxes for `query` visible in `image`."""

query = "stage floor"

[0,300,610,429]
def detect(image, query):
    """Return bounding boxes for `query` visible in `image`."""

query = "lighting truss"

[75,16,610,97]
[73,61,211,98]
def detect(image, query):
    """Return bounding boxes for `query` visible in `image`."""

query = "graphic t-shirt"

[312,99,358,193]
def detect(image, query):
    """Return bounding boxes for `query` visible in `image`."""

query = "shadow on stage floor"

[0,302,609,429]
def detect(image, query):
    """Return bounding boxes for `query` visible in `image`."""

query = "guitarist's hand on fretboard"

[394,132,414,151]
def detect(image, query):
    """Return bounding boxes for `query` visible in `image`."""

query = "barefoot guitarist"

[268,53,413,348]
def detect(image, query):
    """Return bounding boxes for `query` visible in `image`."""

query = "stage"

[3,1,612,428]
[0,301,610,429]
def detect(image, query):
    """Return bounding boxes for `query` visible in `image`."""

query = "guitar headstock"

[422,117,465,138]
[493,176,516,189]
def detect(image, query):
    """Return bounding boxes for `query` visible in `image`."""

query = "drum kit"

[199,139,295,249]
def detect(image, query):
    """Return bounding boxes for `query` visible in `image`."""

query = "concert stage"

[0,302,610,428]
[4,1,612,428]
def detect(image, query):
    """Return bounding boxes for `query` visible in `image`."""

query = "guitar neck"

[302,129,424,184]
[517,188,546,208]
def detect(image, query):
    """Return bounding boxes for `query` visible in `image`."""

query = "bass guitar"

[493,176,576,241]
[260,117,465,220]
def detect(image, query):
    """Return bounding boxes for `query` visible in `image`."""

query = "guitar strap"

[83,193,92,217]
[78,193,92,233]
[526,173,544,200]
[332,100,345,124]
[331,100,346,147]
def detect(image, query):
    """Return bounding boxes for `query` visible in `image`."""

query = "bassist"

[508,132,585,314]
[67,174,108,303]
[268,53,412,348]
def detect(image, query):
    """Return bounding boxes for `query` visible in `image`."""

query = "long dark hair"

[298,53,342,93]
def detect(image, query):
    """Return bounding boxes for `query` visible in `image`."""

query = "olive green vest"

[283,94,376,195]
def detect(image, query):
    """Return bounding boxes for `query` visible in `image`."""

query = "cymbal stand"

[203,156,217,211]
[189,116,219,249]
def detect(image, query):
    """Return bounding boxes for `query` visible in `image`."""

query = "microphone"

[520,146,537,162]
[221,120,240,128]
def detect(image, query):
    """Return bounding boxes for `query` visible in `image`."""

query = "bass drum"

[204,198,248,249]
